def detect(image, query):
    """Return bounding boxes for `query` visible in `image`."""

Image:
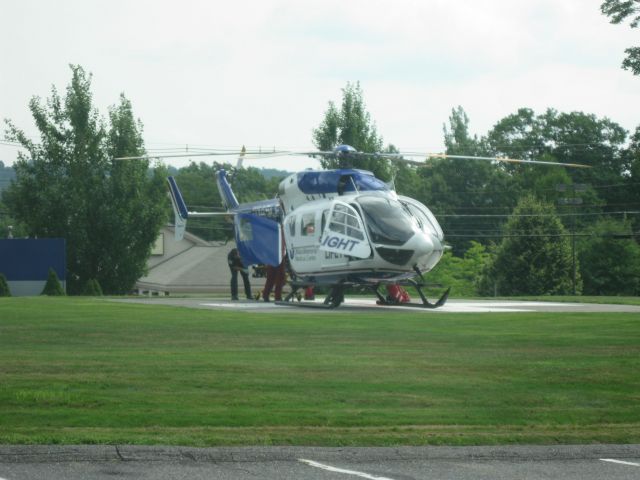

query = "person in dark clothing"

[227,248,252,300]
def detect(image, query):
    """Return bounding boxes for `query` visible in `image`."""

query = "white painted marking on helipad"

[201,302,277,309]
[600,458,640,467]
[299,458,396,480]
[201,299,552,313]
[343,299,532,312]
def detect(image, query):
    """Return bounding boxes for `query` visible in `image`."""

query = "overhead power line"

[439,210,640,218]
[446,232,639,238]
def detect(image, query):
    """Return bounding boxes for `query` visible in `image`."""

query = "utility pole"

[556,183,588,295]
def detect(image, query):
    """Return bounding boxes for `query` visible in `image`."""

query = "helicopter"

[159,144,589,309]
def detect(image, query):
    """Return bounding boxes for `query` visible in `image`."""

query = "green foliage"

[426,242,493,296]
[4,65,168,294]
[578,218,640,295]
[82,279,103,296]
[41,268,65,296]
[601,0,640,26]
[232,166,283,203]
[487,108,629,187]
[0,272,11,296]
[416,107,517,255]
[627,126,640,233]
[312,82,391,180]
[0,161,16,193]
[601,0,640,74]
[423,107,638,297]
[482,195,580,296]
[0,201,20,239]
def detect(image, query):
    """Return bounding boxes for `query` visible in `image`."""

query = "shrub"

[41,268,66,296]
[0,272,11,297]
[82,279,103,296]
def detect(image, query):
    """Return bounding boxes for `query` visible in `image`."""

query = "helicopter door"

[234,213,283,266]
[319,201,371,259]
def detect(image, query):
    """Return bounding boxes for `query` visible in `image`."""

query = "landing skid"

[276,283,345,309]
[373,281,450,309]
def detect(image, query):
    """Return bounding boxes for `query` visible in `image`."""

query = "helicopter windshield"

[356,196,416,246]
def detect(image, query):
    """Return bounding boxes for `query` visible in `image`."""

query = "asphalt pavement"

[1,445,639,480]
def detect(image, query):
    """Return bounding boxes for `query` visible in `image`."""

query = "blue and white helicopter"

[156,145,589,309]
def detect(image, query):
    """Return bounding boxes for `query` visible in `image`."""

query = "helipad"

[116,297,640,314]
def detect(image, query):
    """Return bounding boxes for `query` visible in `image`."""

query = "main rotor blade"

[114,150,289,161]
[115,148,590,169]
[288,149,590,168]
[399,153,591,169]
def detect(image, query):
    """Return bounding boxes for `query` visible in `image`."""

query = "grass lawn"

[0,297,639,446]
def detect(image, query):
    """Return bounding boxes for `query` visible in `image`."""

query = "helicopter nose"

[415,232,443,271]
[429,233,443,252]
[414,231,435,255]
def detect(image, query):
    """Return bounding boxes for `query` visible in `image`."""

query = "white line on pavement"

[299,458,396,480]
[601,458,640,467]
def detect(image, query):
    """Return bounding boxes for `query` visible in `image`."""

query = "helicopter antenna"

[387,173,397,192]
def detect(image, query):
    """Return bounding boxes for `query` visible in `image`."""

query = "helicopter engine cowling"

[278,168,392,215]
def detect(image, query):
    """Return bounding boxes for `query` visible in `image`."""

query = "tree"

[0,198,25,238]
[3,65,167,294]
[312,82,391,180]
[482,195,579,296]
[626,125,640,233]
[0,272,11,296]
[82,278,104,296]
[487,108,629,184]
[416,107,516,255]
[578,218,640,295]
[486,108,629,234]
[41,268,65,296]
[601,0,640,75]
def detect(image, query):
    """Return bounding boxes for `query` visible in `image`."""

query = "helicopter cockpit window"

[328,204,364,240]
[301,212,316,236]
[401,200,443,239]
[405,203,432,235]
[356,196,415,246]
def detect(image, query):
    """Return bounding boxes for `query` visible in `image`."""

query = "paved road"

[1,445,639,480]
[115,297,640,314]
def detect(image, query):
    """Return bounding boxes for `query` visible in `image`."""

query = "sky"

[1,0,638,171]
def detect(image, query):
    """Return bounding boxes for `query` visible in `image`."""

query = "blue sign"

[0,238,66,281]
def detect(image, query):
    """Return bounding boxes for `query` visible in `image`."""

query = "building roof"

[136,226,265,294]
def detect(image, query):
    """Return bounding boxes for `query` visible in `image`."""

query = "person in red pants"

[262,261,286,302]
[377,284,411,305]
[304,286,315,300]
